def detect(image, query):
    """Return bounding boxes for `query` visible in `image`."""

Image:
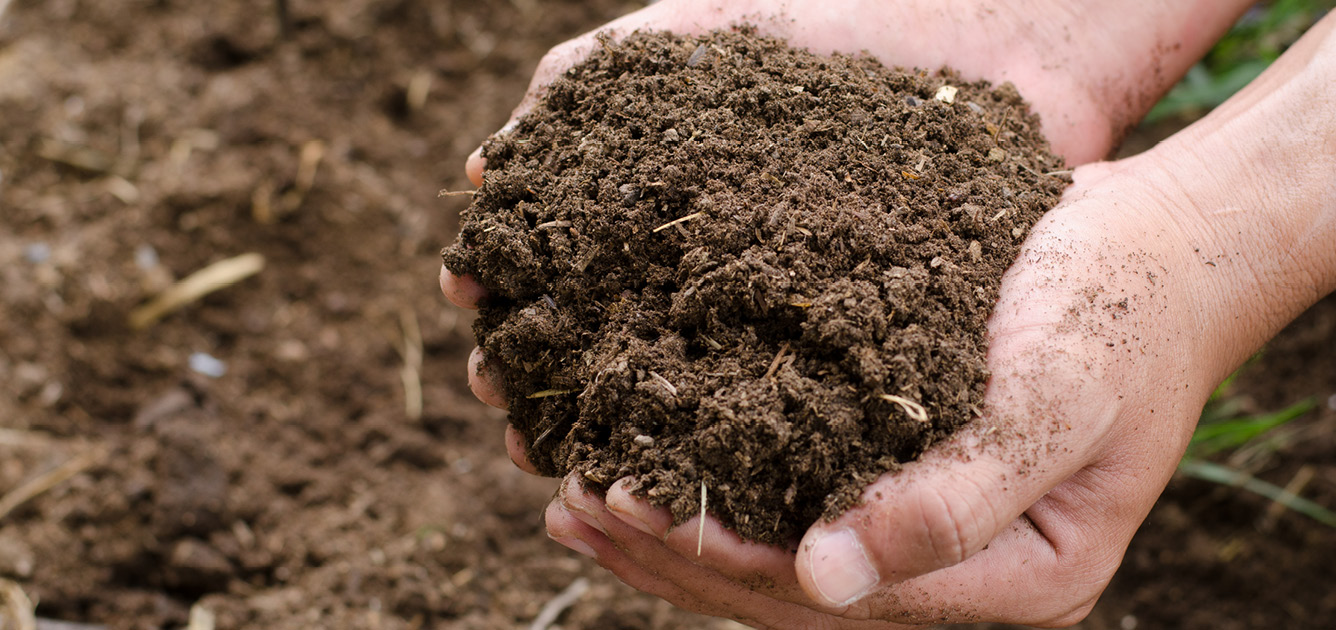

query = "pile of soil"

[444,29,1067,544]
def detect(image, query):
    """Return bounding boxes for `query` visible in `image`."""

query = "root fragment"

[880,394,929,423]
[763,342,790,380]
[648,371,678,396]
[652,211,703,233]
[698,480,707,556]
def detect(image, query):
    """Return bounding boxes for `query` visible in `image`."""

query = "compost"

[444,29,1068,544]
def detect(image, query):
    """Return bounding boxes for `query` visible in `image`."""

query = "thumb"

[793,436,1036,607]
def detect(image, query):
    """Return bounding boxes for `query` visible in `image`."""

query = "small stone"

[988,147,1007,162]
[663,128,679,143]
[619,183,640,205]
[933,85,957,104]
[189,352,227,378]
[24,242,51,264]
[633,435,655,448]
[135,244,160,270]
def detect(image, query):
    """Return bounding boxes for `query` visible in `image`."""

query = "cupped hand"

[440,0,1268,626]
[447,156,1229,626]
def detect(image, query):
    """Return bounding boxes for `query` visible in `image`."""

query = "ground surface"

[0,1,1332,629]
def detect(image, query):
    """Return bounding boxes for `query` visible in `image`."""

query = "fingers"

[604,479,804,597]
[439,265,487,310]
[465,146,485,188]
[467,346,508,409]
[561,473,1106,627]
[504,424,538,475]
[549,476,883,630]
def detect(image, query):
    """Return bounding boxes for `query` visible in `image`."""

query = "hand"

[539,158,1225,626]
[439,0,1324,626]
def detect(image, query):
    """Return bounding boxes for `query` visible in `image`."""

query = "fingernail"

[559,480,607,534]
[551,535,597,559]
[808,529,879,607]
[564,504,607,534]
[608,506,658,539]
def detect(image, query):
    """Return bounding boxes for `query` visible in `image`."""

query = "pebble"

[188,352,227,378]
[135,244,160,270]
[24,242,51,264]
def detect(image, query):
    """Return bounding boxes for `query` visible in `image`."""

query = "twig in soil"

[0,429,53,448]
[763,342,790,380]
[398,308,424,421]
[879,394,929,424]
[0,578,35,630]
[991,107,1012,143]
[648,371,678,396]
[652,211,704,233]
[533,416,571,450]
[35,139,117,175]
[254,140,325,223]
[407,70,433,113]
[528,577,590,630]
[0,449,101,521]
[700,334,723,350]
[437,189,477,197]
[698,480,707,556]
[535,220,571,230]
[527,388,580,399]
[34,619,106,630]
[128,253,265,329]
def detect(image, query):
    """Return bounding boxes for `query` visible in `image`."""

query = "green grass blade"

[1189,398,1315,457]
[1178,458,1336,528]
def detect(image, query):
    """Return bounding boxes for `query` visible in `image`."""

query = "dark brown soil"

[443,29,1066,545]
[2,0,1333,628]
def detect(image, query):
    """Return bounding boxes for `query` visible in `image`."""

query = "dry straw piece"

[129,253,265,329]
[0,578,35,630]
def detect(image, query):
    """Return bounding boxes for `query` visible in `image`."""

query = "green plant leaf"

[1178,459,1336,528]
[1188,398,1315,457]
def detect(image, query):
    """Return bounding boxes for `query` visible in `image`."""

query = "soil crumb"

[443,28,1067,544]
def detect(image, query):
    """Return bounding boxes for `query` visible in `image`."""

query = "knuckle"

[916,486,988,569]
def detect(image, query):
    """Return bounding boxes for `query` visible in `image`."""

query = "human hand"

[439,0,1326,626]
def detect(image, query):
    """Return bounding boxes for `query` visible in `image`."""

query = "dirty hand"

[439,0,1336,627]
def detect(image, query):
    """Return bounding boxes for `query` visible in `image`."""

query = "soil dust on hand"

[443,28,1067,545]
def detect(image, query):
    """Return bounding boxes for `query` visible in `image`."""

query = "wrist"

[988,0,1254,162]
[1111,14,1336,380]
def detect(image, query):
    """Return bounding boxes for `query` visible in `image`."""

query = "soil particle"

[444,28,1067,544]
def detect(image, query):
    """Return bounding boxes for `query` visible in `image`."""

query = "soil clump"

[444,28,1068,544]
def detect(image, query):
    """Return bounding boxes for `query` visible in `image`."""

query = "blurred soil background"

[0,0,1331,628]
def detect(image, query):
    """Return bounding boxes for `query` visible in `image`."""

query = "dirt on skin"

[443,29,1067,545]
